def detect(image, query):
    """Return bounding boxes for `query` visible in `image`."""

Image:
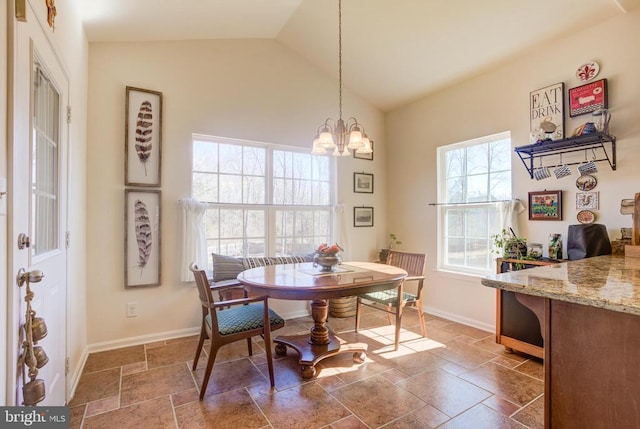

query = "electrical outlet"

[126,302,138,317]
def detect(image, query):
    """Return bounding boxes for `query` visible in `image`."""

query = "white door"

[8,1,68,405]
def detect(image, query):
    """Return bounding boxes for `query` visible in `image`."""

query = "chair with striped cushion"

[190,263,285,399]
[355,250,427,350]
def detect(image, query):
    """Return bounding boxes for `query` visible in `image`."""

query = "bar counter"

[482,254,640,429]
[483,254,640,315]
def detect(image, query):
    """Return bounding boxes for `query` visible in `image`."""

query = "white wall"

[86,39,386,345]
[386,9,640,330]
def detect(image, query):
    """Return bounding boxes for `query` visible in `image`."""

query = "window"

[437,131,512,275]
[192,135,334,265]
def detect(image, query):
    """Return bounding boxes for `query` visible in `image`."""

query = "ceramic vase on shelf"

[549,234,562,260]
[592,109,611,134]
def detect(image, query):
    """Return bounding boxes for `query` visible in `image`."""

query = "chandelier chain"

[338,0,342,120]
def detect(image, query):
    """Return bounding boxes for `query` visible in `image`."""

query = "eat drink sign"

[530,82,565,140]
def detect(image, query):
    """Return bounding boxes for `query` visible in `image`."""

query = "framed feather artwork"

[125,189,161,288]
[125,86,162,186]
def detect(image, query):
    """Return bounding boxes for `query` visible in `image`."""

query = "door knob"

[16,269,45,287]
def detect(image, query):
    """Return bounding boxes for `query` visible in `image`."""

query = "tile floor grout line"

[509,391,545,419]
[79,400,88,429]
[184,360,202,401]
[505,360,545,383]
[321,383,372,429]
[247,386,277,429]
[117,365,123,412]
[168,391,180,429]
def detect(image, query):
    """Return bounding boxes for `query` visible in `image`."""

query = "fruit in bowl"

[314,243,343,271]
[316,243,343,255]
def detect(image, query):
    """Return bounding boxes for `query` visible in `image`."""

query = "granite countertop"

[481,254,640,316]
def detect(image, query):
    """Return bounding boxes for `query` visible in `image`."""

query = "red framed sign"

[569,78,607,117]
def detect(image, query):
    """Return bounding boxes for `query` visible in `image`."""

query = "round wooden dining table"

[237,261,407,378]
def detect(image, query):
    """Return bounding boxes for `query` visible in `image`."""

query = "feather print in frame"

[125,86,162,186]
[135,100,153,176]
[134,199,152,274]
[125,190,161,288]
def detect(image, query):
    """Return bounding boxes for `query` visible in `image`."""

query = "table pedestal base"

[273,298,367,378]
[274,333,367,378]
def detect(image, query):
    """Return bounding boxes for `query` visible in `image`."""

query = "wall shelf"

[514,132,616,179]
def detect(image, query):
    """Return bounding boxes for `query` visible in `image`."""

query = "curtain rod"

[178,199,336,209]
[428,199,520,206]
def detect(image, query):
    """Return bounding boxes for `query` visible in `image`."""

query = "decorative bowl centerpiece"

[313,243,343,272]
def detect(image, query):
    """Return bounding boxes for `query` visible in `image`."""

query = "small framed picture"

[576,192,599,210]
[528,190,562,221]
[125,86,163,186]
[125,189,161,288]
[353,172,374,193]
[353,206,374,227]
[569,79,607,117]
[353,141,374,160]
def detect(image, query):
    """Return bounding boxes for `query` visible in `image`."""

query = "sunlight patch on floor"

[352,327,447,359]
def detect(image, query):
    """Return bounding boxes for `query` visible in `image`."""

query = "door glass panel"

[31,62,59,256]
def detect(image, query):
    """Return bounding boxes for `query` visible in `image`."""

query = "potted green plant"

[491,228,528,259]
[379,233,402,263]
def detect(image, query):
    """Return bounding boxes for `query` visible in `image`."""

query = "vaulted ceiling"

[73,0,639,111]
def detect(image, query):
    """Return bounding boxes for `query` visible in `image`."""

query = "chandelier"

[311,0,373,157]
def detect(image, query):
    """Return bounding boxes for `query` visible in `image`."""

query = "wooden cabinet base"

[497,334,543,359]
[495,258,557,359]
[545,300,640,428]
[496,288,544,359]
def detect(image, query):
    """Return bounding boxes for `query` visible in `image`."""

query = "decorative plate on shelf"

[577,210,595,224]
[576,174,597,191]
[576,61,600,82]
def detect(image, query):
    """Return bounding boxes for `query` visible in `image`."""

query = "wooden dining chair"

[190,263,285,399]
[355,250,427,350]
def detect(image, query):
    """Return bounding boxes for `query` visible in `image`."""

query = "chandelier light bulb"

[311,138,328,154]
[347,129,363,149]
[357,136,373,154]
[319,130,336,148]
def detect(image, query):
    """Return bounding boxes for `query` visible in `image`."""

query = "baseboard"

[423,305,494,333]
[87,327,201,354]
[67,347,89,404]
[280,309,311,320]
[85,308,312,355]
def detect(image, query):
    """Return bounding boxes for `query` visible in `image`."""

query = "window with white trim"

[192,135,334,265]
[437,131,512,275]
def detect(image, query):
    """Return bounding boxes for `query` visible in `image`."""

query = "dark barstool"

[567,223,612,260]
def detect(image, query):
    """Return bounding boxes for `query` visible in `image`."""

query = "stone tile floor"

[69,308,544,428]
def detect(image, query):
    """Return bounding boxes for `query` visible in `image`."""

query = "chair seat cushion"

[206,303,285,335]
[361,289,417,305]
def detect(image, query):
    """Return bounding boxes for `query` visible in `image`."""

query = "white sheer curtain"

[333,204,350,260]
[179,198,208,282]
[498,199,525,234]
